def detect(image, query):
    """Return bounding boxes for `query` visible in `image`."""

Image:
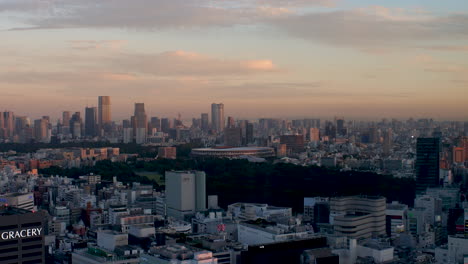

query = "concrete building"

[357,241,394,264]
[97,230,128,251]
[0,193,35,211]
[165,171,206,220]
[146,244,218,264]
[237,221,314,246]
[228,203,292,222]
[158,147,177,159]
[386,201,408,237]
[330,196,386,241]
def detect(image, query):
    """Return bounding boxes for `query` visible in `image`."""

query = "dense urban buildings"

[0,97,466,263]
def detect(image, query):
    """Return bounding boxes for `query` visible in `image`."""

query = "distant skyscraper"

[85,107,98,137]
[416,138,440,193]
[98,96,111,135]
[3,111,14,138]
[382,129,393,155]
[225,127,242,147]
[34,117,49,143]
[161,118,170,133]
[227,116,235,129]
[70,112,82,138]
[211,103,225,133]
[132,103,147,144]
[201,113,209,132]
[62,111,71,126]
[308,128,320,142]
[246,122,254,144]
[150,117,161,132]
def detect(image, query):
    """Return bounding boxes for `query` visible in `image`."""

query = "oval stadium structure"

[191,147,275,158]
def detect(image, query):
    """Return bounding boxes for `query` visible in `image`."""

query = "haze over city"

[1,0,468,120]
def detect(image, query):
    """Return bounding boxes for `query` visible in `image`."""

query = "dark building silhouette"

[85,107,98,137]
[241,237,333,264]
[0,207,46,264]
[280,135,305,153]
[416,137,440,194]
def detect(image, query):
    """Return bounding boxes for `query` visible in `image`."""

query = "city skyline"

[0,0,467,120]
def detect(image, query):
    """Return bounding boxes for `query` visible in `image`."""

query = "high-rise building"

[246,122,254,144]
[280,135,305,153]
[62,111,71,126]
[211,103,225,133]
[98,96,111,135]
[161,118,170,133]
[3,111,14,138]
[308,128,320,142]
[225,127,242,147]
[336,117,345,135]
[61,111,71,135]
[201,113,209,132]
[70,112,82,138]
[85,107,98,137]
[382,129,393,156]
[227,116,235,129]
[416,138,441,194]
[34,118,49,143]
[165,171,206,220]
[150,117,161,132]
[0,207,46,264]
[132,103,147,144]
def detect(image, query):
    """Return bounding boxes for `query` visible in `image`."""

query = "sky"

[0,0,467,121]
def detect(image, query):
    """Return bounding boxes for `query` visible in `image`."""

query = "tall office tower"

[70,112,82,138]
[330,196,386,240]
[85,107,98,137]
[369,127,379,144]
[98,96,111,135]
[325,121,337,140]
[3,111,14,138]
[227,116,235,129]
[132,103,147,144]
[161,118,170,133]
[14,116,29,133]
[165,171,206,220]
[336,117,345,136]
[225,127,242,146]
[62,111,71,126]
[122,119,133,143]
[34,118,49,143]
[308,127,320,142]
[0,207,46,264]
[150,117,161,131]
[280,135,305,153]
[382,129,393,156]
[416,138,441,194]
[211,103,225,133]
[246,122,254,144]
[201,113,209,132]
[0,113,4,139]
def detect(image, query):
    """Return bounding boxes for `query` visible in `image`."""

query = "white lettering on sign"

[0,228,42,240]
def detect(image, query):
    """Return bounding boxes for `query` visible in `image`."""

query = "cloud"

[3,0,335,30]
[108,50,281,76]
[419,45,468,52]
[68,40,127,51]
[271,8,468,48]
